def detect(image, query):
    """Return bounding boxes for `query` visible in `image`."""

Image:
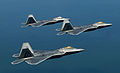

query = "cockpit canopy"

[96,22,104,24]
[57,16,62,19]
[53,16,63,20]
[64,46,73,49]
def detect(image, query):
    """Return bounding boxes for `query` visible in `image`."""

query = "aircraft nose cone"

[108,23,112,26]
[77,49,84,52]
[104,23,112,25]
[80,49,84,51]
[103,23,112,27]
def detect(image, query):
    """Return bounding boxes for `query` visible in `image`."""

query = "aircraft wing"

[31,20,55,27]
[69,25,95,35]
[25,50,64,65]
[25,51,56,65]
[31,20,58,27]
[25,54,54,65]
[68,28,86,35]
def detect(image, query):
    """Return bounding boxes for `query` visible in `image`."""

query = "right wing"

[68,28,88,35]
[31,20,49,27]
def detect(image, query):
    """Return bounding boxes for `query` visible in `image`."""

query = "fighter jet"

[22,14,69,27]
[11,42,84,65]
[56,19,112,35]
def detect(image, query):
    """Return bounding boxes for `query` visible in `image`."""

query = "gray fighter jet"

[11,42,84,65]
[56,19,112,35]
[22,14,69,27]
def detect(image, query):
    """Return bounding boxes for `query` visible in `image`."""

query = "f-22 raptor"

[22,14,69,27]
[56,19,112,35]
[11,42,84,65]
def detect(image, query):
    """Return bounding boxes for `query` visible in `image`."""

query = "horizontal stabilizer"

[25,55,53,65]
[57,32,66,35]
[12,53,19,58]
[11,59,24,65]
[21,25,29,28]
[56,28,61,31]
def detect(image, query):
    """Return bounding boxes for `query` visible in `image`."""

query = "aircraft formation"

[11,14,112,65]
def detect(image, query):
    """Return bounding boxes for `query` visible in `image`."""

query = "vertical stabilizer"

[19,42,34,59]
[26,14,37,25]
[61,19,73,31]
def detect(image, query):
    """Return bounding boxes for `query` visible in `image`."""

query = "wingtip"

[11,62,15,65]
[56,33,62,35]
[11,62,14,65]
[56,33,65,35]
[56,29,61,31]
[11,61,17,65]
[56,33,60,35]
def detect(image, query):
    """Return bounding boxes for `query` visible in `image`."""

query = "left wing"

[69,25,95,35]
[31,20,56,27]
[25,50,65,65]
[68,28,86,35]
